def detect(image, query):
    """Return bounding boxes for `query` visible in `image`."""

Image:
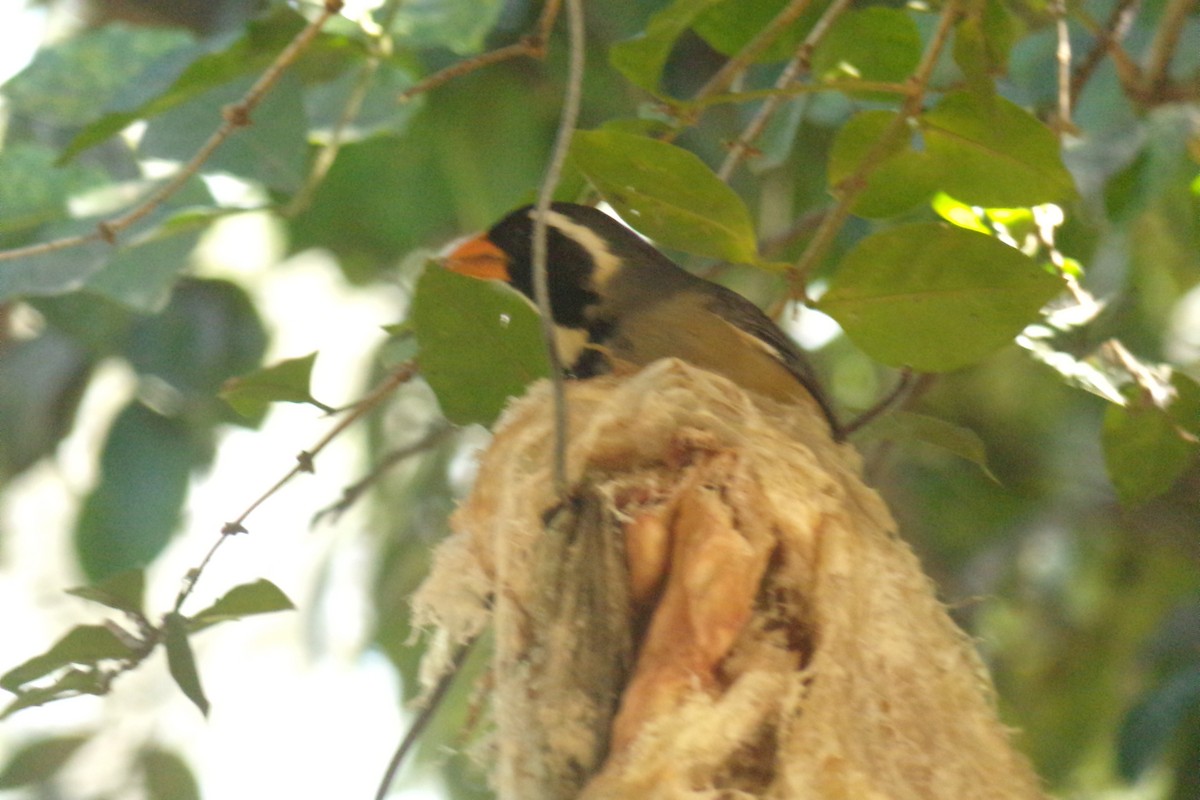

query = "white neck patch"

[536,208,624,291]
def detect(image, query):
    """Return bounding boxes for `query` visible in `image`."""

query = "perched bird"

[444,202,839,436]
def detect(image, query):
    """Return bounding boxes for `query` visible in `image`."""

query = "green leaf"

[74,403,199,582]
[1103,398,1197,506]
[1,24,192,128]
[0,143,105,234]
[921,91,1077,207]
[693,0,813,63]
[931,193,992,233]
[0,735,89,789]
[220,352,329,418]
[570,129,759,263]
[810,8,921,86]
[137,72,308,193]
[0,625,134,692]
[187,579,296,634]
[385,0,504,55]
[65,568,146,617]
[817,223,1064,371]
[1117,666,1200,780]
[141,747,201,800]
[861,411,997,481]
[411,264,550,426]
[827,110,936,219]
[0,329,92,481]
[1,669,112,719]
[610,0,725,93]
[1170,373,1200,435]
[163,612,209,716]
[60,7,309,161]
[83,220,205,313]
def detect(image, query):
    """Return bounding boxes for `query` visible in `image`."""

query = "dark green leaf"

[0,625,134,692]
[1117,666,1200,780]
[385,0,504,55]
[827,109,936,218]
[141,747,201,800]
[163,612,209,716]
[1103,398,1197,506]
[74,403,200,582]
[611,0,725,93]
[188,579,296,634]
[2,24,192,128]
[220,352,327,418]
[65,569,147,617]
[921,91,1077,207]
[60,8,309,160]
[138,72,308,193]
[411,264,550,426]
[0,329,92,480]
[1,670,111,720]
[304,62,418,141]
[693,0,812,64]
[83,220,204,313]
[571,129,759,263]
[861,411,997,481]
[810,8,920,86]
[124,278,268,398]
[0,735,89,789]
[0,143,105,234]
[818,223,1064,371]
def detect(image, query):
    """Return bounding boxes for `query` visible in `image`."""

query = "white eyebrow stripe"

[536,208,624,291]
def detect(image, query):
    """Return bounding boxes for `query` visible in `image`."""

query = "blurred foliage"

[0,0,1198,798]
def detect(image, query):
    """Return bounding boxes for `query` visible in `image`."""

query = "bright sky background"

[0,2,450,798]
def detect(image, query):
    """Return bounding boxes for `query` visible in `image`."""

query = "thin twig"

[172,360,417,614]
[718,0,855,180]
[842,369,914,436]
[1141,0,1196,96]
[373,638,476,800]
[1052,0,1074,130]
[1069,0,1140,105]
[0,0,345,264]
[313,423,455,524]
[531,0,585,498]
[790,0,961,296]
[397,0,562,102]
[693,0,815,103]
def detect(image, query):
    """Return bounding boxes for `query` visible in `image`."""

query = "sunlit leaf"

[0,625,134,692]
[65,568,146,617]
[827,110,936,219]
[810,7,920,86]
[220,352,329,418]
[164,612,209,716]
[818,223,1063,371]
[188,579,296,634]
[571,129,759,263]
[921,91,1077,207]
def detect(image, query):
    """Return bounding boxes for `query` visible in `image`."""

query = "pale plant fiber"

[413,360,1045,800]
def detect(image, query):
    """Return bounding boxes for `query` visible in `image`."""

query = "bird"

[443,202,840,437]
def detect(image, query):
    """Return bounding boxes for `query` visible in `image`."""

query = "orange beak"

[442,234,511,282]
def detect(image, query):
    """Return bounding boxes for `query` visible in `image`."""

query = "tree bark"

[413,360,1046,800]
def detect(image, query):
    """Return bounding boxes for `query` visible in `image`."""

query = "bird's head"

[443,202,662,329]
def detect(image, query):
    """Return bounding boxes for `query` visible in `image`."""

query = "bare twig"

[397,0,562,102]
[172,359,417,614]
[313,423,454,524]
[1069,0,1140,105]
[373,638,476,800]
[718,0,855,180]
[531,0,585,498]
[843,369,914,436]
[1141,0,1197,96]
[790,0,961,296]
[0,1,345,264]
[1052,0,1074,130]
